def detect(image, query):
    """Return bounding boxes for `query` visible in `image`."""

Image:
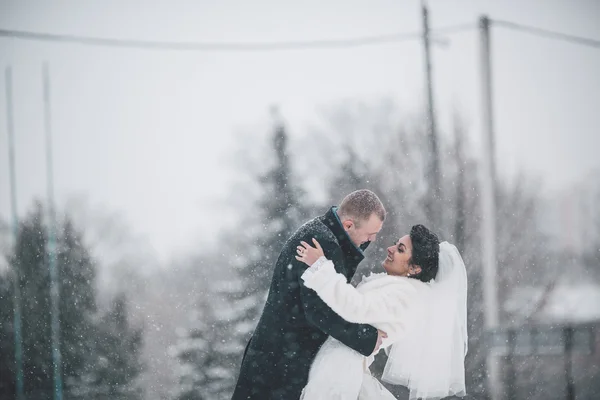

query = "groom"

[232,189,387,399]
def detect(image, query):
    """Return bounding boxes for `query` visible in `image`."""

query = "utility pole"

[5,66,25,400]
[421,1,441,228]
[42,61,63,400]
[452,111,466,253]
[479,15,501,400]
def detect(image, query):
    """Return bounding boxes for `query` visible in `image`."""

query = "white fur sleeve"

[301,257,414,324]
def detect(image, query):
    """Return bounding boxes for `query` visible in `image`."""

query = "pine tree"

[0,270,16,399]
[172,114,311,399]
[173,287,233,400]
[251,117,308,294]
[328,146,369,201]
[2,203,143,399]
[13,204,54,399]
[91,293,144,400]
[239,116,309,360]
[172,295,213,400]
[59,218,99,398]
[171,255,255,400]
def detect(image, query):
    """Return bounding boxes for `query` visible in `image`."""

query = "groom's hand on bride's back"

[374,330,387,354]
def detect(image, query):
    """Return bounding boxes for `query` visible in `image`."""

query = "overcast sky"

[1,0,599,264]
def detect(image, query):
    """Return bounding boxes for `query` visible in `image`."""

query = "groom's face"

[343,213,384,247]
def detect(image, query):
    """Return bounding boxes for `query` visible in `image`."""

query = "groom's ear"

[342,220,353,231]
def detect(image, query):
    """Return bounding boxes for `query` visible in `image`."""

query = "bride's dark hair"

[409,224,440,283]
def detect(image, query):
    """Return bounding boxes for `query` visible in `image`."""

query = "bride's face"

[382,235,421,277]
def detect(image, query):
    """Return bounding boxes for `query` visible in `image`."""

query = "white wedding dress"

[298,258,427,400]
[298,242,468,400]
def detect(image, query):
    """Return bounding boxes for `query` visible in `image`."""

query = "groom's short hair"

[338,189,386,224]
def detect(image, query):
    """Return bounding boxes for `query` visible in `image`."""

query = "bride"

[295,224,468,400]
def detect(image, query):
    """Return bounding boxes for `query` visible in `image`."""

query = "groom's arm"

[297,241,378,357]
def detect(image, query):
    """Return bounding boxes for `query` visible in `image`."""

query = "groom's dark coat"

[231,207,378,400]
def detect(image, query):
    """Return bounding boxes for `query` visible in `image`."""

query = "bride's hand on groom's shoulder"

[295,238,324,266]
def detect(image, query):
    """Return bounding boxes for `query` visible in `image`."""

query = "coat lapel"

[320,206,366,281]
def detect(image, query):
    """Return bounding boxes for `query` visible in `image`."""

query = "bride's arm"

[297,240,415,324]
[302,257,412,324]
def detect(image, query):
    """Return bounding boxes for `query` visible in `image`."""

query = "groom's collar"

[323,206,368,261]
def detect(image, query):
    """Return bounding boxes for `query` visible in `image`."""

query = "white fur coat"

[301,256,429,351]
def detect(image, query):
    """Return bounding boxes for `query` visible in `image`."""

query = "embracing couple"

[232,190,468,400]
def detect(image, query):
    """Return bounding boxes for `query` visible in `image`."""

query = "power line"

[492,19,600,49]
[0,19,597,53]
[0,24,474,52]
